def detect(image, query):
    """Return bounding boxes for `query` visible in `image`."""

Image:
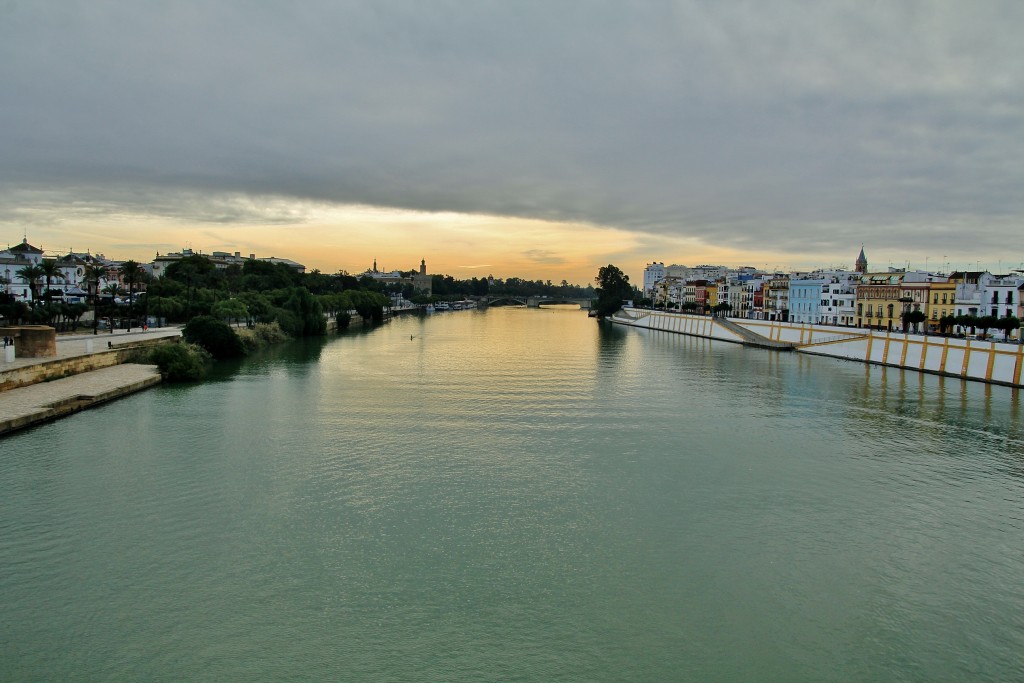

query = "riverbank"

[0,363,162,435]
[0,327,182,436]
[609,308,1024,388]
[0,316,367,436]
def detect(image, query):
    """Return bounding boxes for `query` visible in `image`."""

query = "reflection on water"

[2,308,1023,682]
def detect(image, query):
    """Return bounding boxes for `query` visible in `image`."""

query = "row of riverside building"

[643,248,1024,338]
[1,239,306,305]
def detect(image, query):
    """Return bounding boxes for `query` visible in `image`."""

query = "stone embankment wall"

[0,337,174,392]
[610,309,1024,388]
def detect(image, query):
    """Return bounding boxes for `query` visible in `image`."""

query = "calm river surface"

[3,307,1024,681]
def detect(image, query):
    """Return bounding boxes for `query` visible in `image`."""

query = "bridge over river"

[486,296,593,309]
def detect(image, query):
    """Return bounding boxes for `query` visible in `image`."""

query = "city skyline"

[2,2,1022,285]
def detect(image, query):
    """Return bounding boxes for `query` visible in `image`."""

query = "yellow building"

[856,273,902,330]
[856,272,942,331]
[927,281,957,331]
[706,283,719,308]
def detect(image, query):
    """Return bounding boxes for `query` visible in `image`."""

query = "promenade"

[3,326,183,370]
[0,326,182,436]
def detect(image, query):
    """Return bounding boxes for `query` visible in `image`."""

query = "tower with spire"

[855,246,868,274]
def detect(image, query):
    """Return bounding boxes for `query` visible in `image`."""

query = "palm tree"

[84,264,108,334]
[102,282,120,333]
[15,264,45,303]
[118,260,144,332]
[38,259,65,306]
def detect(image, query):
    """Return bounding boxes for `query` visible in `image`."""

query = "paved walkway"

[1,326,183,371]
[0,326,182,436]
[0,364,162,435]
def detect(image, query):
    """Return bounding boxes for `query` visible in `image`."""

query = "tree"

[84,264,108,334]
[283,287,327,335]
[183,315,244,359]
[902,309,927,333]
[976,315,998,339]
[102,282,120,332]
[166,255,215,315]
[713,302,732,318]
[147,296,185,327]
[38,259,65,306]
[15,264,44,303]
[955,314,977,336]
[997,315,1020,341]
[594,264,632,319]
[212,298,249,327]
[119,260,144,332]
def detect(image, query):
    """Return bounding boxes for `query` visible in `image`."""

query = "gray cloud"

[1,0,1022,262]
[522,250,566,265]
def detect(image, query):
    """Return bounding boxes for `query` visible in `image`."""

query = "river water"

[2,307,1023,681]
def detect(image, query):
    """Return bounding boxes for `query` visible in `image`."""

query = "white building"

[643,262,665,297]
[953,271,992,319]
[978,276,1023,320]
[819,273,858,326]
[689,264,729,281]
[0,239,44,301]
[152,248,306,279]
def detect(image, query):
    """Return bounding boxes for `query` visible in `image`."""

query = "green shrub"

[269,307,302,337]
[182,315,245,359]
[237,321,290,352]
[149,342,210,382]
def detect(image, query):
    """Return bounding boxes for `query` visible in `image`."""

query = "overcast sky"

[2,1,1022,282]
